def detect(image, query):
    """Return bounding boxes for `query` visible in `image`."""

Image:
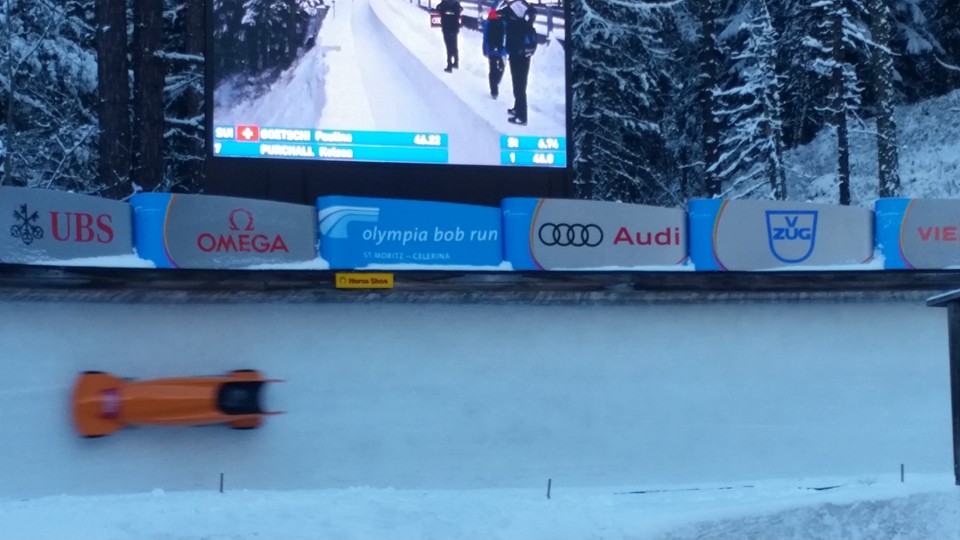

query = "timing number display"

[500,135,566,167]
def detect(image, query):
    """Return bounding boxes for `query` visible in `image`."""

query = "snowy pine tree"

[571,0,677,205]
[1,0,11,183]
[932,0,960,89]
[712,0,787,200]
[2,0,99,192]
[799,0,868,204]
[160,0,206,193]
[694,0,723,198]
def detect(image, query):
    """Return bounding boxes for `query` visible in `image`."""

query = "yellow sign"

[335,272,395,289]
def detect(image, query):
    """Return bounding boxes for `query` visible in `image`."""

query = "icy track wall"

[3,187,960,271]
[0,298,951,499]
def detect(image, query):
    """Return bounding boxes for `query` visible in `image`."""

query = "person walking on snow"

[436,0,463,73]
[482,7,507,99]
[497,0,537,126]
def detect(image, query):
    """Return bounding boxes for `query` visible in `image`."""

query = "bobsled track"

[0,266,957,499]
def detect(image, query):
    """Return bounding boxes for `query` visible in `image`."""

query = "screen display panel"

[210,0,568,169]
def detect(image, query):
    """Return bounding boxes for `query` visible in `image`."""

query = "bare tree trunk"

[132,0,165,192]
[832,6,850,205]
[95,0,131,198]
[182,0,205,190]
[697,0,722,198]
[3,0,17,186]
[869,0,901,198]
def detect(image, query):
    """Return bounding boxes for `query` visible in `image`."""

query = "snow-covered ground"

[4,475,958,540]
[213,0,567,165]
[787,89,960,206]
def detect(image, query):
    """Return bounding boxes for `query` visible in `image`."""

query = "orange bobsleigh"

[71,370,283,437]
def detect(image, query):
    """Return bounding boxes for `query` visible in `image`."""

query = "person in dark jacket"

[482,7,507,98]
[496,0,536,125]
[436,0,463,72]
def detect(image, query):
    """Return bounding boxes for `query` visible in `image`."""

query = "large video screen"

[210,0,568,169]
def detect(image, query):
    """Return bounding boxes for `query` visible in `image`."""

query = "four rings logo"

[766,210,818,263]
[538,223,603,247]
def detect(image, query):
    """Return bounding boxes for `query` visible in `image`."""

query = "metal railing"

[414,0,565,37]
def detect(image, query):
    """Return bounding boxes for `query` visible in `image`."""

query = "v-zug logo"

[538,223,603,247]
[765,210,818,263]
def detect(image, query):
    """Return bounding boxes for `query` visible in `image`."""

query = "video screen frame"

[203,0,573,206]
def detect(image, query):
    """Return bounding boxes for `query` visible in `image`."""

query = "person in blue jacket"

[482,7,507,99]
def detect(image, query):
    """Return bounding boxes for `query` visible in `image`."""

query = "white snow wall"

[0,299,952,498]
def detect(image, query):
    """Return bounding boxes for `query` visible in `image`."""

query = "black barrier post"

[926,290,960,486]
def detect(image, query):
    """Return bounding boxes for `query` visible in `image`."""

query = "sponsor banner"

[317,196,502,268]
[876,198,960,269]
[0,186,133,263]
[689,198,874,271]
[502,198,688,270]
[131,193,317,269]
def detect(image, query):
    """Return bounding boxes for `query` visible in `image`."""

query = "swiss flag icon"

[236,125,260,142]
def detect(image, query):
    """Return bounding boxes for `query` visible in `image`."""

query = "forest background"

[1,0,958,207]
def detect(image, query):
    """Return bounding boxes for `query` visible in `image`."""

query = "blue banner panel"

[688,198,725,271]
[501,198,541,270]
[317,196,503,269]
[131,193,174,267]
[875,198,911,269]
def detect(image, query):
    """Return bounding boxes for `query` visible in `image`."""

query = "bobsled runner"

[71,369,283,437]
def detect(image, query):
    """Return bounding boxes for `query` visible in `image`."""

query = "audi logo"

[538,223,604,247]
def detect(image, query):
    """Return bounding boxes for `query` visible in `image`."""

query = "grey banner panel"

[715,200,873,270]
[163,194,317,268]
[0,187,134,263]
[530,199,687,269]
[900,199,960,269]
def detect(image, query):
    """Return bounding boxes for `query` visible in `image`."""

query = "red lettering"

[49,212,71,241]
[75,213,95,242]
[654,229,672,245]
[251,234,267,252]
[49,211,113,243]
[271,235,289,252]
[917,226,960,242]
[198,233,216,252]
[614,227,680,247]
[96,215,114,243]
[197,232,289,253]
[216,235,238,252]
[238,234,252,252]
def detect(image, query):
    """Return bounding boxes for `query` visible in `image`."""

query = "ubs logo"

[766,210,818,263]
[10,204,44,246]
